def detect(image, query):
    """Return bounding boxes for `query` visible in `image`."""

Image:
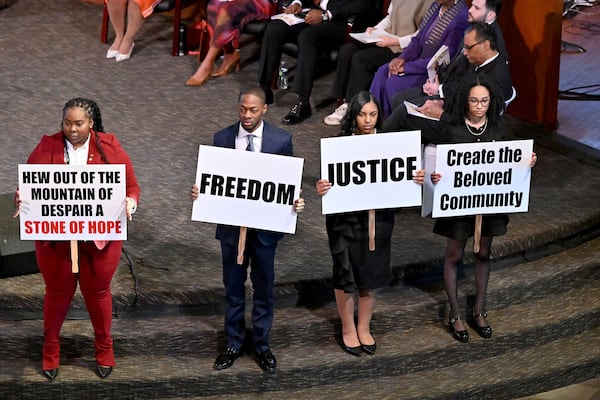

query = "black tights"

[443,236,493,319]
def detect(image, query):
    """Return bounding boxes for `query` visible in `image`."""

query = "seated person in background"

[105,0,158,62]
[463,0,506,59]
[382,22,512,142]
[368,0,468,119]
[256,0,374,125]
[186,0,274,86]
[323,0,434,126]
[390,0,507,111]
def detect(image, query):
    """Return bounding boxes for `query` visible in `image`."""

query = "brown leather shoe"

[186,67,212,87]
[211,52,241,78]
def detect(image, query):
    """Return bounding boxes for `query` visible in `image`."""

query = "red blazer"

[27,130,140,250]
[27,130,140,203]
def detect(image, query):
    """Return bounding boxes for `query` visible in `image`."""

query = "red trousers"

[36,240,121,370]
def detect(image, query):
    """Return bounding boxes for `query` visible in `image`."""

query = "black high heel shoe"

[341,340,362,357]
[96,365,113,379]
[42,368,59,381]
[468,311,493,338]
[360,342,377,355]
[448,316,469,343]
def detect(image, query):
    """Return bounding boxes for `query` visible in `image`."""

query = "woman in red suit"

[15,98,140,380]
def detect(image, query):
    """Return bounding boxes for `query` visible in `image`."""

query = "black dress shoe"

[468,311,493,338]
[214,347,242,371]
[341,341,362,357]
[282,101,311,125]
[361,342,377,355]
[448,316,469,343]
[96,365,113,379]
[256,349,277,373]
[42,368,59,381]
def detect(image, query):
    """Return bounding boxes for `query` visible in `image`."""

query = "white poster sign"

[432,140,534,218]
[320,131,422,214]
[191,146,304,234]
[18,164,127,240]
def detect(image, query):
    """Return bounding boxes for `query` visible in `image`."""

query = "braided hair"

[62,98,109,163]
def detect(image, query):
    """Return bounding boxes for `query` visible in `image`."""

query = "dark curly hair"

[62,98,109,163]
[339,91,382,136]
[444,77,505,126]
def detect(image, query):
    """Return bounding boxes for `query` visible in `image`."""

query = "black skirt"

[433,214,509,241]
[326,210,394,292]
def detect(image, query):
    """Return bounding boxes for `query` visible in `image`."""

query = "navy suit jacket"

[213,121,294,246]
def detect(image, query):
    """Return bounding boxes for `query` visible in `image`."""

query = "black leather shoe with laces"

[214,347,242,370]
[256,349,277,373]
[282,101,311,125]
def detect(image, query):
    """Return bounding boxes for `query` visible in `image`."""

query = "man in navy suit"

[191,86,304,373]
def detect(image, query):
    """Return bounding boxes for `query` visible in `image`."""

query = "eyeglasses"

[463,41,484,51]
[468,97,490,106]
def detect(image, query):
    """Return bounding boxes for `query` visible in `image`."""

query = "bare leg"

[443,238,467,331]
[356,290,376,345]
[334,289,359,347]
[106,0,127,52]
[186,46,221,85]
[473,235,493,326]
[118,0,144,54]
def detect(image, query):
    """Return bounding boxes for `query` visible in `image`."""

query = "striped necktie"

[246,134,255,152]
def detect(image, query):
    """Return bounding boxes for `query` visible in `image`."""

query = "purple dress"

[369,0,468,118]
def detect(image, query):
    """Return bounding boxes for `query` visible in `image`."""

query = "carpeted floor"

[0,1,599,398]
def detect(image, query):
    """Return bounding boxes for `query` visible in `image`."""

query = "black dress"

[433,118,509,241]
[326,209,394,292]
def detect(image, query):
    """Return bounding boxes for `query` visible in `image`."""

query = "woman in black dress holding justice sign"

[316,91,424,356]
